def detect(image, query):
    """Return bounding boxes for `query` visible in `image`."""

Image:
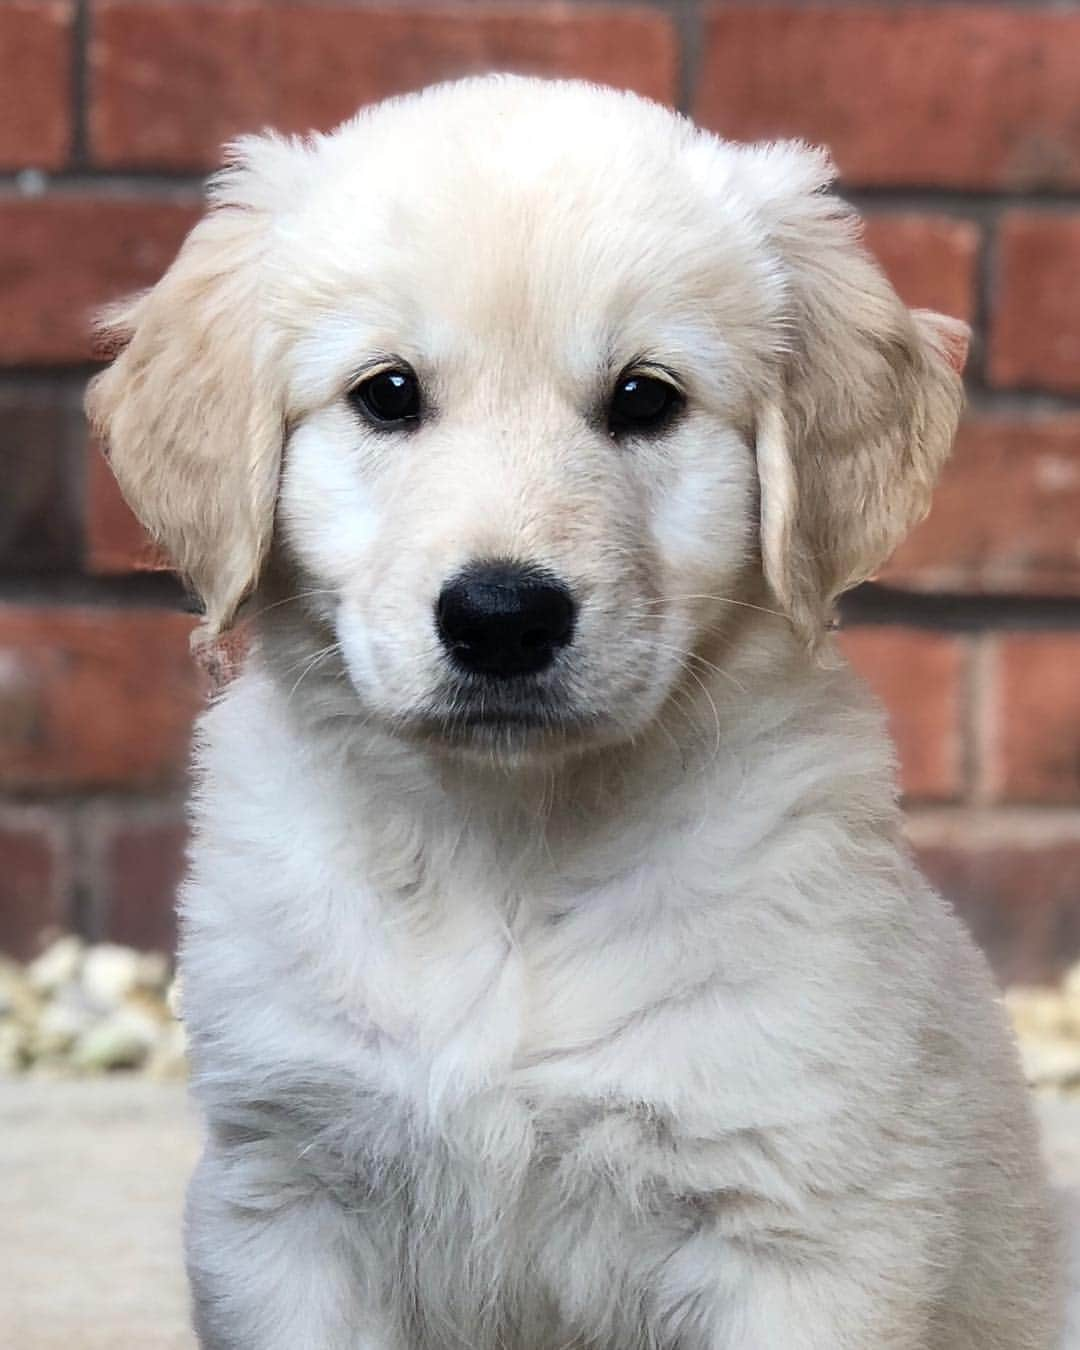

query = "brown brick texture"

[0,2,73,170]
[840,629,967,804]
[696,6,1080,191]
[0,607,204,792]
[89,3,679,169]
[1,1,1078,984]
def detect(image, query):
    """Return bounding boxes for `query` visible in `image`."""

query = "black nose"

[436,562,577,678]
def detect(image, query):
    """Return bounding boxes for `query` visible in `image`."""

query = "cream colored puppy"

[88,77,1061,1350]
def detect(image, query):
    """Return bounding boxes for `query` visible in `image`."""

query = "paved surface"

[1,1081,199,1350]
[1,1081,1077,1349]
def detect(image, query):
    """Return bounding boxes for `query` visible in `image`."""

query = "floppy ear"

[751,145,967,650]
[85,147,289,637]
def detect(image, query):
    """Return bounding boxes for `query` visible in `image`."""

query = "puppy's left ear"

[85,142,290,638]
[748,144,968,650]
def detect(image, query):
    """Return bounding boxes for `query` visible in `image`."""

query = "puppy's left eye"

[348,367,421,428]
[607,373,683,437]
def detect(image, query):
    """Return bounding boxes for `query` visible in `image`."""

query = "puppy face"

[87,78,965,760]
[277,94,780,752]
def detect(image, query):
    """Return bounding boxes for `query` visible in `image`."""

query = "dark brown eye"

[348,367,421,428]
[607,373,682,437]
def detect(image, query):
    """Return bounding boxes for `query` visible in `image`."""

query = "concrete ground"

[1,1080,199,1350]
[1,1081,1077,1349]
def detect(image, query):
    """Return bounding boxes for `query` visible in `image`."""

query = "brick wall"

[2,1,1079,981]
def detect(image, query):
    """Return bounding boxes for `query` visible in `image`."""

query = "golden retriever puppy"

[87,77,1061,1350]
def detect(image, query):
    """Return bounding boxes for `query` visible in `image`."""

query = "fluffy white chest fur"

[88,76,1060,1349]
[177,650,1057,1350]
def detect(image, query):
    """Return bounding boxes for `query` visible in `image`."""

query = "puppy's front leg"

[186,1146,398,1350]
[721,1275,932,1350]
[674,1232,938,1350]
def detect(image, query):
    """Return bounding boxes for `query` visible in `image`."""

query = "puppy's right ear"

[85,144,290,637]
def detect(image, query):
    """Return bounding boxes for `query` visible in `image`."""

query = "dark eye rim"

[346,363,422,430]
[606,367,686,438]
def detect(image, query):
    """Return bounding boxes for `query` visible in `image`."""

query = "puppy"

[87,77,1061,1350]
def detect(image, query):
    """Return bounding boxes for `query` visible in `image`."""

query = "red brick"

[271,6,676,137]
[0,808,68,960]
[883,417,1080,597]
[983,635,1080,805]
[91,3,678,169]
[98,808,188,954]
[0,198,200,366]
[909,813,1080,985]
[86,443,168,575]
[862,215,979,326]
[0,2,73,169]
[840,627,966,802]
[0,387,82,575]
[990,213,1080,394]
[89,2,272,171]
[0,607,205,792]
[697,7,1080,190]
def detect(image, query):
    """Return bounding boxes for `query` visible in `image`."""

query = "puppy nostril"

[436,561,576,679]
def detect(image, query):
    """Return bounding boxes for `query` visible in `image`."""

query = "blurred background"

[2,0,1080,990]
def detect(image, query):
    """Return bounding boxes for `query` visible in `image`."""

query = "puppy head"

[87,78,964,759]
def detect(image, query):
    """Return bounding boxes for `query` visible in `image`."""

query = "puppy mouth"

[408,682,603,749]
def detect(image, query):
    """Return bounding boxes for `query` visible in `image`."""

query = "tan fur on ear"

[85,147,290,637]
[752,146,966,651]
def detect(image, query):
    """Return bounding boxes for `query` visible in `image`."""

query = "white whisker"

[286,642,343,703]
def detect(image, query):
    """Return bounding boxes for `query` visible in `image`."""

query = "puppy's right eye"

[347,367,421,429]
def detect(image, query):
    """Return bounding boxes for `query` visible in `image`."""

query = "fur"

[87,77,1061,1349]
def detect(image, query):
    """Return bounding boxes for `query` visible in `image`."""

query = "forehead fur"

[229,77,810,412]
